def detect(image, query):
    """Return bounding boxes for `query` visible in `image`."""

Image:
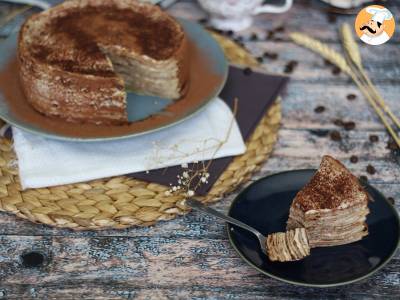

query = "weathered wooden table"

[0,0,399,299]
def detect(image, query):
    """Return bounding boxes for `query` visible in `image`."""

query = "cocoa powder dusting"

[0,39,222,138]
[32,5,182,74]
[297,173,353,210]
[294,157,367,211]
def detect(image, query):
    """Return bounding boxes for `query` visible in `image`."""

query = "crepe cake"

[266,228,310,262]
[18,0,190,125]
[287,155,369,248]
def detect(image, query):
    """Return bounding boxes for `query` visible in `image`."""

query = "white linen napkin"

[12,98,246,190]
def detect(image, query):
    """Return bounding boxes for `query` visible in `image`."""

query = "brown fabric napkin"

[131,66,288,195]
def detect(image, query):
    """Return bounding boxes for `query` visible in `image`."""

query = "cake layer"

[310,229,368,247]
[266,228,310,262]
[18,0,190,125]
[287,205,369,229]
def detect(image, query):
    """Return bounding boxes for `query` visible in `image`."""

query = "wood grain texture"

[0,0,399,299]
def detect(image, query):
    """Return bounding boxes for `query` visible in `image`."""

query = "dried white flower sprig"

[165,98,239,198]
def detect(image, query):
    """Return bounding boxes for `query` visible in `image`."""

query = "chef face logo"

[355,5,395,45]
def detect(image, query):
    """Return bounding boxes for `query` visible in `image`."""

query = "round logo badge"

[355,5,395,46]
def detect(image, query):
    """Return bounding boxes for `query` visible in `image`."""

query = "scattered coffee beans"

[314,106,326,113]
[330,130,342,141]
[263,51,278,60]
[369,135,379,143]
[366,164,376,175]
[347,94,357,101]
[243,67,253,75]
[350,155,358,163]
[257,56,264,63]
[344,121,356,131]
[284,60,298,74]
[267,30,275,39]
[387,140,398,150]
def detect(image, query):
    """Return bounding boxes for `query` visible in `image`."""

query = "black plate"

[227,170,400,287]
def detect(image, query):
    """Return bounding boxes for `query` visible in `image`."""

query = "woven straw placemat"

[0,32,281,230]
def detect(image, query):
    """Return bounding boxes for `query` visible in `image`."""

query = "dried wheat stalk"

[290,31,400,148]
[340,23,400,129]
[290,32,352,74]
[340,23,362,68]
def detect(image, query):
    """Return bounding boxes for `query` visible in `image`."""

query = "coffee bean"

[330,130,342,141]
[347,94,357,101]
[366,164,376,175]
[257,56,264,63]
[324,59,332,66]
[275,25,285,32]
[284,65,293,74]
[267,31,275,39]
[344,121,356,131]
[359,175,368,185]
[387,197,395,205]
[332,66,341,75]
[250,33,258,41]
[333,119,344,127]
[226,30,234,37]
[350,155,358,163]
[263,51,278,60]
[314,106,326,113]
[369,135,379,143]
[387,140,398,150]
[243,67,253,75]
[284,60,298,74]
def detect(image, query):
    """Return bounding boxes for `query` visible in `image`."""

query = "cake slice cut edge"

[287,155,370,248]
[18,0,190,125]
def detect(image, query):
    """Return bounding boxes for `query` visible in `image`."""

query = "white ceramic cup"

[198,0,293,32]
[319,0,371,9]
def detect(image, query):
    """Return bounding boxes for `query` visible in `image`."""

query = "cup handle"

[253,0,293,14]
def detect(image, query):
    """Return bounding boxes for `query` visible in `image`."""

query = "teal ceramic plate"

[227,170,400,287]
[0,18,228,142]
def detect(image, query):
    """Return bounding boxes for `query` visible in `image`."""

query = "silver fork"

[186,199,267,254]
